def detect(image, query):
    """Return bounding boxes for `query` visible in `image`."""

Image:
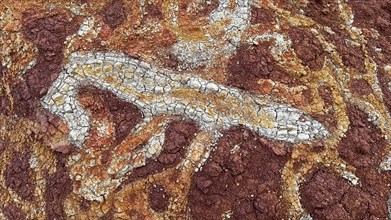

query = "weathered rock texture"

[0,0,390,219]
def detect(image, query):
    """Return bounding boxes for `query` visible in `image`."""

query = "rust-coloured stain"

[0,0,390,219]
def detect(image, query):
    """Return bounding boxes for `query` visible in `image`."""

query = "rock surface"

[0,0,390,219]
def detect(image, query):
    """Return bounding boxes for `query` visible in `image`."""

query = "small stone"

[297,133,310,140]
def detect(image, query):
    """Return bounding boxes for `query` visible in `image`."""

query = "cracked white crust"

[172,0,251,70]
[42,51,329,148]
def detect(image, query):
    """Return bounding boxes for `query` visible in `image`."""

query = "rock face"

[0,0,390,219]
[188,126,290,220]
[4,151,35,201]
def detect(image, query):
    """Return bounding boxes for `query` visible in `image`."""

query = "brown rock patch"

[300,169,350,219]
[340,187,371,219]
[228,42,298,92]
[349,0,391,111]
[78,86,143,146]
[104,91,143,145]
[22,11,80,99]
[44,153,73,220]
[318,85,333,107]
[304,0,341,29]
[157,120,197,165]
[354,168,390,218]
[34,109,62,135]
[300,167,390,219]
[2,203,26,220]
[337,106,390,219]
[9,81,34,118]
[0,139,8,155]
[312,85,338,130]
[4,150,35,201]
[144,1,163,20]
[0,66,10,115]
[101,0,126,29]
[377,68,391,112]
[0,94,11,115]
[301,105,390,219]
[79,198,91,212]
[8,11,80,118]
[349,78,373,96]
[250,6,274,24]
[289,28,326,71]
[148,184,171,212]
[188,126,290,219]
[339,105,386,168]
[312,114,337,132]
[159,53,179,69]
[339,106,390,218]
[333,31,366,74]
[304,1,366,73]
[118,120,197,188]
[349,0,391,37]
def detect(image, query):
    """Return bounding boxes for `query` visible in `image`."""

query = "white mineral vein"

[42,51,329,147]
